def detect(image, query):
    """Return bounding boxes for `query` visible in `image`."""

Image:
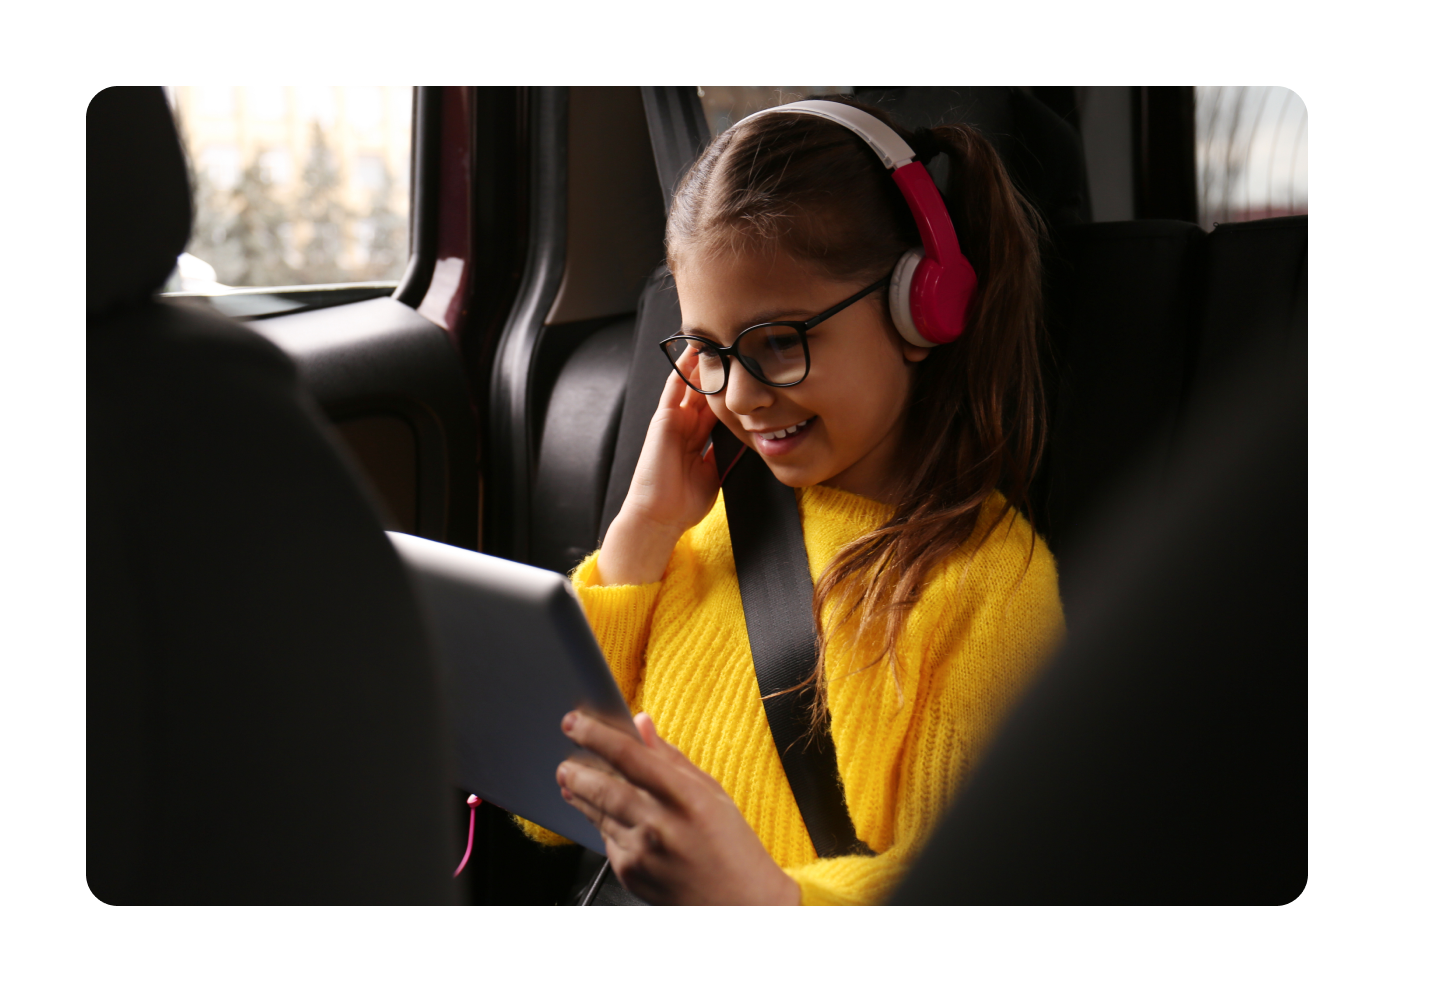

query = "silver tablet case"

[388,532,636,854]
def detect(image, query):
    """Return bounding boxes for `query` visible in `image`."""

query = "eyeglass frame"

[657,276,891,395]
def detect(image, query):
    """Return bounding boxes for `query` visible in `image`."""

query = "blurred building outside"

[165,86,412,290]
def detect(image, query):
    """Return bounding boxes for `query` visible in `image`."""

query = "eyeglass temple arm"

[800,276,892,329]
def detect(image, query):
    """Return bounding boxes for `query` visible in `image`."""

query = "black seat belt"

[712,427,874,859]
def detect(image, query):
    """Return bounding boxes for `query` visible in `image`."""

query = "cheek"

[810,343,913,436]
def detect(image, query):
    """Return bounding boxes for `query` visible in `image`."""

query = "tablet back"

[388,532,635,854]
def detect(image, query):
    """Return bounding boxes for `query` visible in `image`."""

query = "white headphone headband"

[734,100,917,171]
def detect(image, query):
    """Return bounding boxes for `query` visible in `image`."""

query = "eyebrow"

[679,307,817,341]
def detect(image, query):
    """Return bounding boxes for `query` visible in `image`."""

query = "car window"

[164,86,412,291]
[1196,86,1307,228]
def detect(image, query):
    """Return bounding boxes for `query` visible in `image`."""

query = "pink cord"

[454,795,483,878]
[718,444,747,485]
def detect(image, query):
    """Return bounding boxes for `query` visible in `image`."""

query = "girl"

[530,97,1064,905]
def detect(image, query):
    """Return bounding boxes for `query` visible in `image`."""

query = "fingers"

[653,348,720,456]
[558,775,609,827]
[657,367,688,412]
[654,370,718,455]
[558,757,650,837]
[563,710,684,802]
[675,354,706,410]
[673,352,711,408]
[605,826,673,904]
[558,716,679,896]
[675,377,718,439]
[686,394,719,445]
[633,712,685,759]
[675,343,702,383]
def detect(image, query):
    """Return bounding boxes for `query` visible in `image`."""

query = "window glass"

[696,86,852,136]
[166,86,412,290]
[1195,86,1307,229]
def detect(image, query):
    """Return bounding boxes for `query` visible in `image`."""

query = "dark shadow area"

[891,341,1306,904]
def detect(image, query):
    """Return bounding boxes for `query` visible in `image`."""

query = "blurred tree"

[358,161,408,281]
[195,160,300,287]
[298,121,352,284]
[176,110,407,288]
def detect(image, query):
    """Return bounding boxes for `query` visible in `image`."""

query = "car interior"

[89,85,1305,905]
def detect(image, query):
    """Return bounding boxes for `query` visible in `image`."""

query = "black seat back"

[88,88,455,904]
[599,267,682,542]
[1189,214,1308,416]
[1038,220,1207,568]
[1039,215,1306,566]
[890,342,1306,905]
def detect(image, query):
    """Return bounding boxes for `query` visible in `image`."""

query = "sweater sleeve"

[512,551,665,848]
[784,522,1065,905]
[569,550,663,706]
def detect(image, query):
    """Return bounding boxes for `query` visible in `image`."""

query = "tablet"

[387,532,637,854]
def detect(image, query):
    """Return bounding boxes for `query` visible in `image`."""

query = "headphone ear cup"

[889,249,937,348]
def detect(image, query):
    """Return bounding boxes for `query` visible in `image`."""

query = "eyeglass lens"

[663,324,807,392]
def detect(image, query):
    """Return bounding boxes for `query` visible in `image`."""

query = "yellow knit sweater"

[522,484,1063,905]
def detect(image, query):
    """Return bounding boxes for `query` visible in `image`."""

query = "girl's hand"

[597,352,719,585]
[557,710,801,906]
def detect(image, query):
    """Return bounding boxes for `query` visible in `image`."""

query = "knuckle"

[592,785,622,821]
[611,848,642,884]
[611,738,647,776]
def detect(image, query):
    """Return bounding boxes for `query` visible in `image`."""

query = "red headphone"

[736,100,978,348]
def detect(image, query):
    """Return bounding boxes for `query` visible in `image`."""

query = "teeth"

[758,419,808,441]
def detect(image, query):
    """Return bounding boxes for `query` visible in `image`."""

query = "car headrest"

[87,87,192,316]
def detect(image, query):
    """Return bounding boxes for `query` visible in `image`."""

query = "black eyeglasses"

[659,276,889,395]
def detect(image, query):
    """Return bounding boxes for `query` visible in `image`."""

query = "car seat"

[889,341,1306,904]
[87,87,455,904]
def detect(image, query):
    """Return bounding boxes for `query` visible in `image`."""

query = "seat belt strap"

[712,427,874,860]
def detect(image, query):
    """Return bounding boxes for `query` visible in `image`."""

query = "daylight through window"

[165,86,412,290]
[1195,86,1307,229]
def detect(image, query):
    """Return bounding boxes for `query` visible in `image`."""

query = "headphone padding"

[889,250,935,348]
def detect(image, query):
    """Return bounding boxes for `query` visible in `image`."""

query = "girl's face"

[673,249,930,503]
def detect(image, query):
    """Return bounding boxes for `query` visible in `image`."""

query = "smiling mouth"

[753,418,811,441]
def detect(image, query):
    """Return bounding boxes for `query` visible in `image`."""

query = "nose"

[723,359,773,418]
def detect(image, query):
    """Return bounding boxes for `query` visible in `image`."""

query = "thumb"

[634,712,684,758]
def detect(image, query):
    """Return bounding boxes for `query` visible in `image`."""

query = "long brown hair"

[667,96,1046,725]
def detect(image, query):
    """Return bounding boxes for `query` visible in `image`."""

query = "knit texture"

[520,485,1063,905]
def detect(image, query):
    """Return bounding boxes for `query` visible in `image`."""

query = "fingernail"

[562,711,577,732]
[556,765,568,785]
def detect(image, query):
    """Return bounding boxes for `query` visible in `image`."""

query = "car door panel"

[251,295,478,549]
